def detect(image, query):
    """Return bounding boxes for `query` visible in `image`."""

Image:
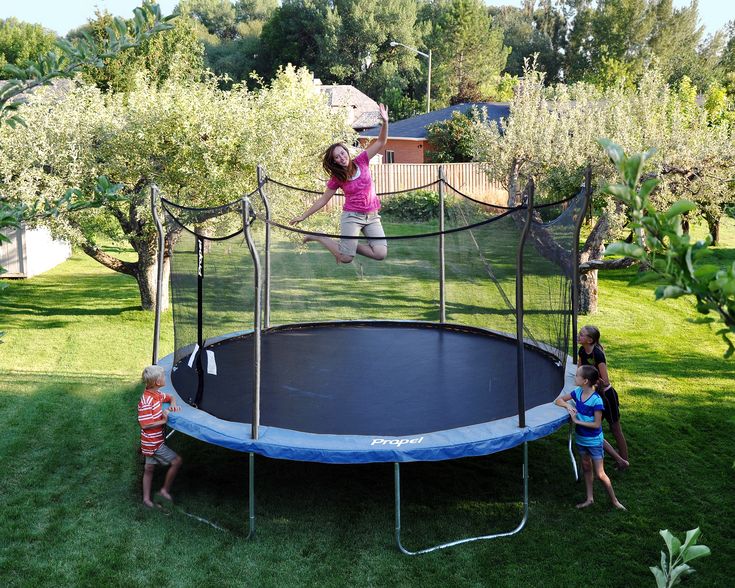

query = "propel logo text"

[370,437,425,447]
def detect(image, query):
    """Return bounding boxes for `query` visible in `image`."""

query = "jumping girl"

[290,104,389,264]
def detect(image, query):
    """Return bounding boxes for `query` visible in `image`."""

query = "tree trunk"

[705,213,720,246]
[577,213,610,315]
[507,159,520,206]
[133,247,170,312]
[81,235,171,312]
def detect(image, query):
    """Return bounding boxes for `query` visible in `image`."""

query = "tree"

[469,65,735,314]
[177,0,239,38]
[379,86,422,121]
[425,110,477,162]
[647,0,704,86]
[600,139,734,354]
[0,18,57,78]
[721,21,735,74]
[177,0,276,84]
[490,3,565,82]
[259,0,425,102]
[0,67,354,310]
[257,0,335,81]
[235,0,277,21]
[0,3,174,339]
[69,5,204,92]
[421,0,509,105]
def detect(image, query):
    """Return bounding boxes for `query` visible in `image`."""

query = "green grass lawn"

[1,218,734,587]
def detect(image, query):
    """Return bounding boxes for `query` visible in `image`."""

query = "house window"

[385,150,395,163]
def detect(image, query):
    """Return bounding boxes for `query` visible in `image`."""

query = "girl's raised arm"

[365,104,389,160]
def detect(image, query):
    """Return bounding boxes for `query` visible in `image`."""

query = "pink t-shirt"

[326,150,380,213]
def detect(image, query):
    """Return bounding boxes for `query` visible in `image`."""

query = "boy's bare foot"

[613,501,627,510]
[575,499,594,509]
[157,489,173,502]
[143,499,155,508]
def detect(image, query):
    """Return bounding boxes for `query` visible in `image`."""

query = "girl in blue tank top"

[555,365,626,510]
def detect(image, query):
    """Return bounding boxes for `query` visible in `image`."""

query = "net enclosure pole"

[256,165,271,329]
[242,197,262,440]
[572,166,592,344]
[193,235,205,406]
[438,166,446,323]
[150,184,165,365]
[515,178,534,428]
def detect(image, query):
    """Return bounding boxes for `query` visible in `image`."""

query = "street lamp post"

[390,41,431,113]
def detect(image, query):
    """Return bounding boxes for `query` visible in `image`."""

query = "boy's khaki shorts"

[145,443,178,466]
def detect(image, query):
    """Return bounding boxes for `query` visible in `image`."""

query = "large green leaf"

[656,285,687,300]
[664,200,697,219]
[649,565,667,588]
[598,137,624,167]
[682,545,711,563]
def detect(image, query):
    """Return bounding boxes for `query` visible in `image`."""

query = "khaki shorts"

[338,211,388,257]
[145,443,178,466]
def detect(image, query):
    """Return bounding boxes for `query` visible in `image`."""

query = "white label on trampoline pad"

[206,350,217,375]
[371,437,424,447]
[187,344,200,368]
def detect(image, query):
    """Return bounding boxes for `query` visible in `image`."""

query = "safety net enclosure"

[155,174,586,464]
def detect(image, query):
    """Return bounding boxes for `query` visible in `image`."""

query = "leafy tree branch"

[599,138,735,356]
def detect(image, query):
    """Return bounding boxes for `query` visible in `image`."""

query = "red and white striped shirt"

[137,389,171,456]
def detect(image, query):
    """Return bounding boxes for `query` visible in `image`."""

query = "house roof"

[360,102,510,140]
[316,84,381,131]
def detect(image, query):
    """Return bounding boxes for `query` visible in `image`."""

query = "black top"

[578,345,609,387]
[578,345,606,368]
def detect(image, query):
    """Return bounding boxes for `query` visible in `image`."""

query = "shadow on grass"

[613,343,735,385]
[1,268,143,328]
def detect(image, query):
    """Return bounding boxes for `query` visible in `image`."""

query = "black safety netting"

[161,178,584,409]
[163,198,254,368]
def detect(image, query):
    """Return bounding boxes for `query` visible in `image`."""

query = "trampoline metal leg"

[394,442,530,556]
[568,424,579,482]
[246,452,256,539]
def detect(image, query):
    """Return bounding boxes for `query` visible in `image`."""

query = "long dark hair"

[582,324,604,351]
[322,143,356,183]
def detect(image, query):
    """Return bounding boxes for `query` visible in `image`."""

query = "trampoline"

[151,169,589,553]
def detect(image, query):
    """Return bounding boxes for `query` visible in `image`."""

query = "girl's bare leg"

[609,421,629,461]
[576,456,594,508]
[603,439,629,470]
[593,459,626,510]
[304,235,354,263]
[356,243,387,260]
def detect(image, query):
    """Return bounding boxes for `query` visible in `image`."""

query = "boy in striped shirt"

[555,365,625,510]
[138,365,182,508]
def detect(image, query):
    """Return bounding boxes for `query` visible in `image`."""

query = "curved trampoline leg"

[567,424,579,482]
[394,442,530,556]
[246,452,256,539]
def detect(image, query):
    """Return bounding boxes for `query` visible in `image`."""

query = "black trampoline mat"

[170,323,563,437]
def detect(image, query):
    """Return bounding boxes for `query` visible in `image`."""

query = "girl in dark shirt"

[578,325,630,470]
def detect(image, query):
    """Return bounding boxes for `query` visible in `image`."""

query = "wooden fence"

[370,162,509,206]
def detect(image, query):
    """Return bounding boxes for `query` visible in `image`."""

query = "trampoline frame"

[151,165,590,554]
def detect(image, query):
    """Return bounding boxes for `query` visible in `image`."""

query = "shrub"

[380,190,440,222]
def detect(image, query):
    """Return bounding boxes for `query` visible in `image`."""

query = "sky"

[0,0,733,38]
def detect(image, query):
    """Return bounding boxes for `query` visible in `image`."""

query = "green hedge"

[379,190,441,222]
